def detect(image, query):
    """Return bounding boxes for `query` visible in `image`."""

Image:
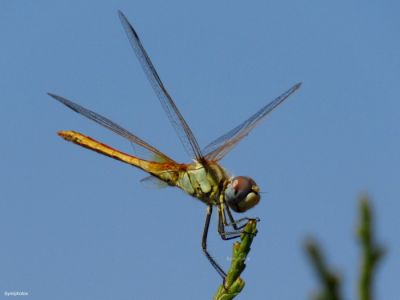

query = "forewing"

[203,82,301,161]
[118,11,203,161]
[49,92,176,163]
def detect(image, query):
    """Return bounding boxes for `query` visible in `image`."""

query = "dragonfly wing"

[140,175,170,189]
[118,11,203,161]
[203,82,302,161]
[48,92,176,164]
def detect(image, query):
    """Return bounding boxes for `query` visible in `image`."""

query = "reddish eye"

[225,176,260,213]
[232,179,240,188]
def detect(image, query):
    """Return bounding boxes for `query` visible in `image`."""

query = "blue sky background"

[1,1,399,299]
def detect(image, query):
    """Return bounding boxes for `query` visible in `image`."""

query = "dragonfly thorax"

[176,161,228,205]
[224,176,260,213]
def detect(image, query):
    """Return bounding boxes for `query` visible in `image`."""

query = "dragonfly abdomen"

[57,130,181,181]
[58,130,146,165]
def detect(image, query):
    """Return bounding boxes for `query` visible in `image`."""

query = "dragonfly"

[49,10,301,279]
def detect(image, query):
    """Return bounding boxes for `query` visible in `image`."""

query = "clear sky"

[1,1,399,299]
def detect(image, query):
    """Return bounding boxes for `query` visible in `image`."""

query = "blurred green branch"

[305,196,385,300]
[305,239,342,300]
[357,197,385,300]
[213,219,258,300]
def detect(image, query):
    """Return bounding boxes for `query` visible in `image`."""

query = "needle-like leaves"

[213,219,258,300]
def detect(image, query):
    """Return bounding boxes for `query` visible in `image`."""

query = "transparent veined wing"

[48,93,176,164]
[203,82,301,161]
[118,10,203,161]
[140,175,170,189]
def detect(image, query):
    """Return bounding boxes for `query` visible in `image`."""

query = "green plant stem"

[357,197,385,300]
[213,219,258,300]
[305,239,341,300]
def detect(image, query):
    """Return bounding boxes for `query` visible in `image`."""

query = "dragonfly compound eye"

[225,176,260,213]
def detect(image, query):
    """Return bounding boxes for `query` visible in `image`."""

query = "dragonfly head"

[224,176,260,213]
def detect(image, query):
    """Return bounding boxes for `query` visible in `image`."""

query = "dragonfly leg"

[225,204,254,230]
[217,203,259,240]
[202,205,226,279]
[217,205,242,240]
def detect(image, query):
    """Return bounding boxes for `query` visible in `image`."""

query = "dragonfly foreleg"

[217,202,259,240]
[216,205,242,240]
[202,205,226,279]
[224,204,254,230]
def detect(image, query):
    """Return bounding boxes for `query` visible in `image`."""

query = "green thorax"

[175,161,229,205]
